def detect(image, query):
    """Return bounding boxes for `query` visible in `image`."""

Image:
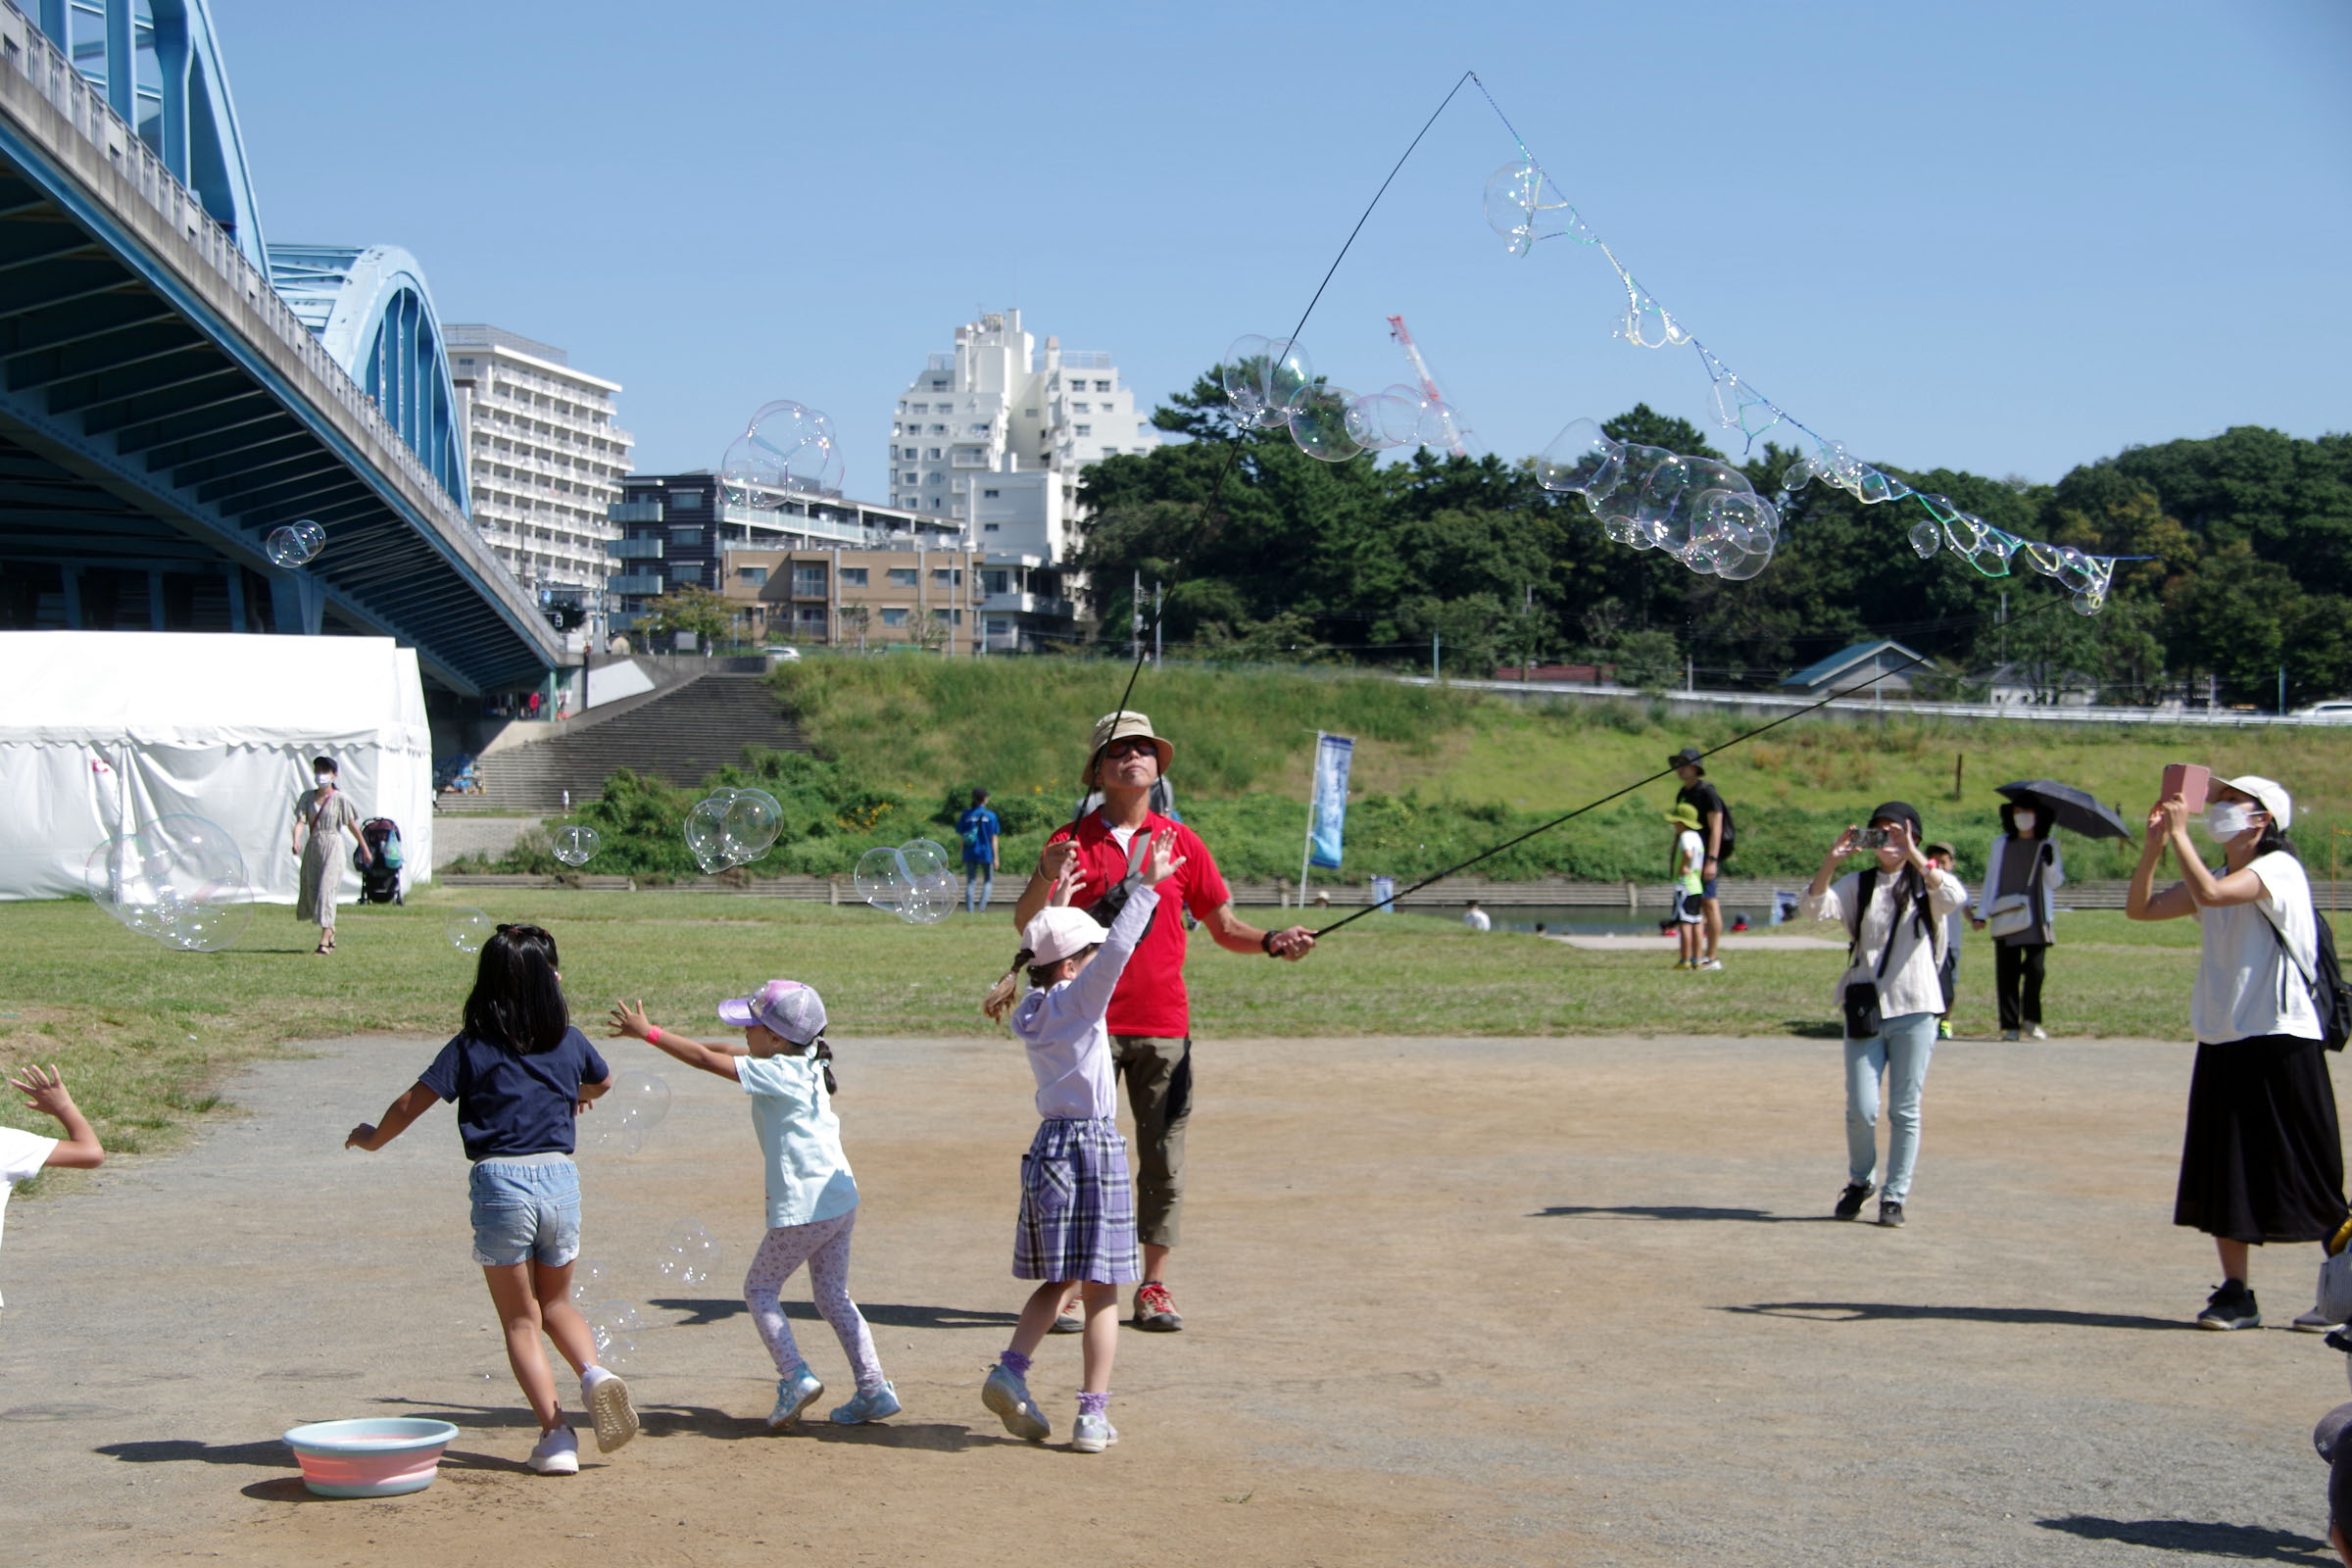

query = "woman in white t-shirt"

[2128,773,2348,1332]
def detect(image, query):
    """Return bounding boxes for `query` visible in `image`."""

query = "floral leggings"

[743,1208,884,1393]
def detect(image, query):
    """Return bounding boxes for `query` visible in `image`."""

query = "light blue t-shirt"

[737,1053,859,1230]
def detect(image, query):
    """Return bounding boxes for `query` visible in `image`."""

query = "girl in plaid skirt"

[977,825,1183,1452]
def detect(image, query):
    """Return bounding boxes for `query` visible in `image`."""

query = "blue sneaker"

[767,1365,824,1430]
[829,1381,902,1424]
[982,1363,1049,1442]
[1070,1411,1118,1453]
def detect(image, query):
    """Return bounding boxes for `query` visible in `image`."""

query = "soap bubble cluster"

[1222,336,1472,466]
[721,401,843,501]
[81,815,255,952]
[571,1258,612,1301]
[551,824,601,868]
[264,518,324,569]
[683,786,783,874]
[657,1219,724,1289]
[1536,418,1780,580]
[445,907,493,953]
[582,1298,644,1368]
[1476,146,2128,611]
[853,839,957,925]
[588,1070,671,1155]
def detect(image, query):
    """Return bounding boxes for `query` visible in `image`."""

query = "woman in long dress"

[2127,773,2347,1331]
[292,755,368,955]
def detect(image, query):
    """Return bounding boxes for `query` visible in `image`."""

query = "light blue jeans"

[964,861,994,912]
[1844,1010,1938,1203]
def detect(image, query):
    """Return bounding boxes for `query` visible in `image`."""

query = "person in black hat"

[1670,747,1734,970]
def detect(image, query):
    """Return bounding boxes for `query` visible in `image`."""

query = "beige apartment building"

[720,543,985,654]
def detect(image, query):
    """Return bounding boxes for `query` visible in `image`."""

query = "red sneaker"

[1131,1280,1182,1332]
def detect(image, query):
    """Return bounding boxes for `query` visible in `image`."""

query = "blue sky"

[220,0,2349,491]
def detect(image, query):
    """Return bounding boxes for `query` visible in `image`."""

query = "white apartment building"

[444,323,634,602]
[885,309,1159,564]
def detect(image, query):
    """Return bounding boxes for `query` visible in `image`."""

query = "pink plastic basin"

[281,1418,458,1497]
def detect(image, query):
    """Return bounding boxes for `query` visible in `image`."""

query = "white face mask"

[2012,810,2036,835]
[314,772,332,787]
[2204,803,2255,841]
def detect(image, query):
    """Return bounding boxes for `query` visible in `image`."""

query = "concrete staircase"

[450,674,808,811]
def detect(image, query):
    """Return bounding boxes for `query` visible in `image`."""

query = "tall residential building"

[884,309,1159,564]
[444,324,634,608]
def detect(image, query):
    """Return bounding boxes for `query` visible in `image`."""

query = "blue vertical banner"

[1308,732,1353,869]
[1370,874,1396,911]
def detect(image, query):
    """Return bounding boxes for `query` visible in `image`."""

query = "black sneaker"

[2197,1280,2261,1331]
[1834,1182,1874,1220]
[1877,1200,1905,1228]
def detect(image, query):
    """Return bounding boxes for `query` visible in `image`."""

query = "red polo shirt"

[1044,810,1231,1039]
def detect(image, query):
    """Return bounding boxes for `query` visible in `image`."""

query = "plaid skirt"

[1013,1117,1141,1284]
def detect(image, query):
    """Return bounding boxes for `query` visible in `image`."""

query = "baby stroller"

[358,818,405,905]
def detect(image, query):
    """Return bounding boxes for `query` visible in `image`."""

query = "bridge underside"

[0,132,559,693]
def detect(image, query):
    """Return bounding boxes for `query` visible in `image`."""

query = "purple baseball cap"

[716,979,827,1045]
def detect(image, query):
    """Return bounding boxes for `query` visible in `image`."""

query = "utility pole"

[1131,568,1142,662]
[1433,629,1441,683]
[1153,581,1162,668]
[1998,591,2007,665]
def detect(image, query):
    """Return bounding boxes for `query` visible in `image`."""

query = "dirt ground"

[3,1029,2347,1566]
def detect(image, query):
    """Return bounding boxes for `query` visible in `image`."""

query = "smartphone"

[1853,828,1890,850]
[2161,763,2210,814]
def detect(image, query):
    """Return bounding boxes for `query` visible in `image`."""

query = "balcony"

[982,591,1073,618]
[608,501,664,523]
[1060,351,1112,369]
[609,538,663,560]
[608,574,666,595]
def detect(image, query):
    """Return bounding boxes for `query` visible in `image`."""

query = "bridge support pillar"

[270,571,323,635]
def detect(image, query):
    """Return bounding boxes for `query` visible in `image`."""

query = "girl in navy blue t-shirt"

[347,922,636,1475]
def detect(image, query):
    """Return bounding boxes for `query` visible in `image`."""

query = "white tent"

[0,631,435,904]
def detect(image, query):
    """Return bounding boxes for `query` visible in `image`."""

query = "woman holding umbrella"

[1973,799,2067,1039]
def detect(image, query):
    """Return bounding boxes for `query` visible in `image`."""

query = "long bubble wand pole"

[1308,594,2082,940]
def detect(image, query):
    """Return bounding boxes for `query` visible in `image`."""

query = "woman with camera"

[1971,802,2067,1040]
[1802,802,1967,1228]
[2127,774,2347,1331]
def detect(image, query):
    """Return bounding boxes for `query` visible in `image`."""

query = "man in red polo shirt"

[1012,710,1315,1333]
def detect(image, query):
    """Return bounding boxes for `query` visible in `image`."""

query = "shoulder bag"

[1841,868,1896,1039]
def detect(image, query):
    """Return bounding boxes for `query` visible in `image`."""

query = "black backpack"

[2260,894,2352,1052]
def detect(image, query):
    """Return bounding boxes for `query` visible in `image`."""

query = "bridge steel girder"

[0,50,562,696]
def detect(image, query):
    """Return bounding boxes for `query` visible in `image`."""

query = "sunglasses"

[1101,738,1157,760]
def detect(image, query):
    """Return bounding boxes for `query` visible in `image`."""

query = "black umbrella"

[1994,779,2134,841]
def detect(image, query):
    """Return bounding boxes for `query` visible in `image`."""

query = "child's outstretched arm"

[347,1081,437,1152]
[9,1065,103,1169]
[609,1000,741,1081]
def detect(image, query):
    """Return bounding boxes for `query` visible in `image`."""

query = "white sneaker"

[1696,957,1724,971]
[2028,1025,2048,1040]
[527,1425,579,1475]
[1070,1411,1118,1452]
[580,1365,638,1453]
[2294,1307,2343,1333]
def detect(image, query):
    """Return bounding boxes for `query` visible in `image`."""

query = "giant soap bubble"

[552,824,601,867]
[446,907,492,953]
[83,816,254,952]
[720,789,783,864]
[264,518,324,569]
[683,798,730,874]
[587,1070,670,1155]
[1287,384,1365,464]
[1221,336,1315,430]
[721,401,844,500]
[854,839,958,925]
[657,1219,724,1288]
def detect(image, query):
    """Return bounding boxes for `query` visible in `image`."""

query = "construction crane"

[1386,314,1474,459]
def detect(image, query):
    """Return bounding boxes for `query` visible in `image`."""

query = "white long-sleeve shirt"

[1012,885,1160,1119]
[1802,866,1968,1020]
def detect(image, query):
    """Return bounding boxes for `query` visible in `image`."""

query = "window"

[909,402,925,412]
[927,448,943,459]
[982,569,1009,595]
[968,422,989,434]
[1072,402,1091,414]
[1095,379,1112,392]
[792,564,825,596]
[983,522,1001,533]
[737,565,768,584]
[667,562,702,584]
[933,568,957,585]
[901,446,917,459]
[926,471,945,484]
[902,471,917,484]
[1023,408,1039,417]
[669,491,704,510]
[982,488,1000,499]
[928,423,947,434]
[888,567,918,587]
[930,379,948,390]
[795,604,827,631]
[1074,424,1092,436]
[668,527,702,546]
[839,566,868,586]
[880,608,909,627]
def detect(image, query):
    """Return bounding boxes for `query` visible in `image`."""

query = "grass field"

[766,656,2352,884]
[2,884,2324,1188]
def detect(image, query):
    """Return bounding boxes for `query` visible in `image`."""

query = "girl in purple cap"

[610,980,896,1428]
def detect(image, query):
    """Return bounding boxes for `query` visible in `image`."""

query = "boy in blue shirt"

[958,788,1003,912]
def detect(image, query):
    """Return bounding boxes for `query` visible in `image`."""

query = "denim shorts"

[467,1153,581,1268]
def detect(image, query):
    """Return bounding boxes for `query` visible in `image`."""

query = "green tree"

[641,585,740,651]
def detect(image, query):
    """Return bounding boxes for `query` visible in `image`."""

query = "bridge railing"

[0,1,481,545]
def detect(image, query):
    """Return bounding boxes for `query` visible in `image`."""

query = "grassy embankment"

[0,882,2325,1190]
[481,656,2352,885]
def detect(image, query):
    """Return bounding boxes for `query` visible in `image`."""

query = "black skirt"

[2175,1035,2350,1244]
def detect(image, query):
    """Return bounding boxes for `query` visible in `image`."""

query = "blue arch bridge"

[0,0,561,695]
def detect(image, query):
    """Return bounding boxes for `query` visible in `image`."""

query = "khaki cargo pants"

[1109,1034,1192,1249]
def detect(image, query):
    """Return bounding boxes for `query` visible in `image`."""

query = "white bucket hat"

[1022,906,1107,966]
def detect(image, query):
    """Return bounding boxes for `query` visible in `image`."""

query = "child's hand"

[609,999,655,1040]
[1139,825,1187,889]
[1046,856,1089,907]
[345,1123,378,1151]
[8,1062,75,1120]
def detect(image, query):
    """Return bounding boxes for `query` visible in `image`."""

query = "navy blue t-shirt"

[417,1025,611,1162]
